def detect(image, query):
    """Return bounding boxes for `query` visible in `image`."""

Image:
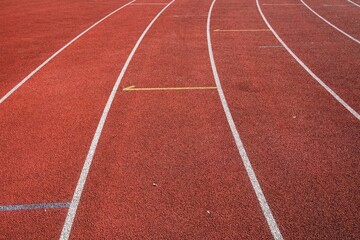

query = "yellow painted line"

[262,3,303,5]
[123,85,217,91]
[213,29,270,32]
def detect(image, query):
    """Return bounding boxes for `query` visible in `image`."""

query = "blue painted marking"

[0,202,70,211]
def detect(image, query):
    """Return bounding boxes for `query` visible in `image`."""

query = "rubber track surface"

[1,0,359,239]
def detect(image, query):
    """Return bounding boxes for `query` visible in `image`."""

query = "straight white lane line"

[257,0,360,120]
[301,0,360,44]
[207,1,284,239]
[0,0,136,105]
[59,1,175,239]
[348,0,360,7]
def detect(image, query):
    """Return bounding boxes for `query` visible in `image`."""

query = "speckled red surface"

[1,0,359,239]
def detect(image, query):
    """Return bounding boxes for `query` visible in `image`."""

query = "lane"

[0,4,165,238]
[348,0,360,7]
[60,1,176,238]
[0,208,68,239]
[207,0,283,238]
[0,0,130,99]
[211,0,360,238]
[301,0,360,42]
[257,1,359,120]
[67,0,275,239]
[0,2,162,203]
[260,0,360,113]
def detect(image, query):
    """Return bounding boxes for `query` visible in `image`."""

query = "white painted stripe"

[59,1,175,239]
[348,0,360,7]
[0,0,136,105]
[301,0,360,44]
[257,0,360,120]
[0,202,70,211]
[131,3,168,5]
[207,1,284,239]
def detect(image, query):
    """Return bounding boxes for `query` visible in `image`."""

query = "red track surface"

[1,0,359,239]
[0,0,132,98]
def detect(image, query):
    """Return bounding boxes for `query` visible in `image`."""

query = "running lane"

[0,0,130,98]
[211,0,359,238]
[0,4,164,239]
[300,0,360,40]
[259,0,360,112]
[66,0,275,239]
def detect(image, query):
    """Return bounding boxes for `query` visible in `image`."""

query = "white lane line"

[131,3,168,5]
[59,1,175,239]
[0,202,70,211]
[348,0,360,7]
[301,0,360,44]
[0,0,136,105]
[207,1,284,239]
[257,0,360,120]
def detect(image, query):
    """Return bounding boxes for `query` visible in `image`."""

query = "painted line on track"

[173,14,208,18]
[131,3,168,5]
[0,202,70,211]
[323,4,352,7]
[123,85,217,91]
[262,3,303,6]
[348,0,360,7]
[256,0,360,120]
[214,29,270,32]
[301,0,360,44]
[258,45,284,48]
[207,1,284,239]
[59,1,175,239]
[0,0,136,105]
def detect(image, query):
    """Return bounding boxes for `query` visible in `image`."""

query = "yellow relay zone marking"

[123,85,217,91]
[213,29,270,32]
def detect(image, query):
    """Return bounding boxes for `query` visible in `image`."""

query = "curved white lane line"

[59,1,175,239]
[301,0,360,44]
[207,1,284,239]
[0,0,136,105]
[348,0,360,7]
[257,0,360,120]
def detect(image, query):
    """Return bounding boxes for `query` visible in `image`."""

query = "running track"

[0,0,359,239]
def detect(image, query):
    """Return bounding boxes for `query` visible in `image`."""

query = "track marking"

[131,3,168,5]
[59,1,175,239]
[262,3,303,5]
[258,45,284,48]
[214,29,270,32]
[301,0,360,44]
[0,202,70,211]
[323,4,352,7]
[348,0,360,7]
[173,14,208,18]
[0,0,135,105]
[123,85,217,91]
[207,1,284,239]
[256,0,360,120]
